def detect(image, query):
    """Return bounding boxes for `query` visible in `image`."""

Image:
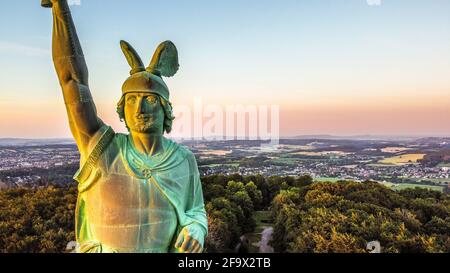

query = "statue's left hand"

[175,226,203,253]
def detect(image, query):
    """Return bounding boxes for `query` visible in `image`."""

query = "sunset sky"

[0,0,449,138]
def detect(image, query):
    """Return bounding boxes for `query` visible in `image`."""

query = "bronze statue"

[41,0,208,253]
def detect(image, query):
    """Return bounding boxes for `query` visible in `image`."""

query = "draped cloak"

[72,125,208,253]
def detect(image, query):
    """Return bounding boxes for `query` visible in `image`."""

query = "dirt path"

[245,210,274,253]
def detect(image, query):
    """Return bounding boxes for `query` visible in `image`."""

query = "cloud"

[0,41,50,57]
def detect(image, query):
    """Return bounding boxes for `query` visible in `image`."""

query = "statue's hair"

[116,94,175,134]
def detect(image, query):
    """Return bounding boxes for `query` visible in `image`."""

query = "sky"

[0,0,449,138]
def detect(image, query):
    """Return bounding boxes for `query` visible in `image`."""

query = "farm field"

[314,177,343,183]
[378,153,426,165]
[404,177,450,184]
[317,179,446,192]
[381,147,413,153]
[390,183,445,192]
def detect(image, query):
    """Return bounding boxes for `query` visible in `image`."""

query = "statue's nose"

[137,97,145,113]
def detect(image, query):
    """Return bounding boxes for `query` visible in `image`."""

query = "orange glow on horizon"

[1,91,449,138]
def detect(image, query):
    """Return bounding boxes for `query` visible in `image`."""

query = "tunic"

[73,125,208,253]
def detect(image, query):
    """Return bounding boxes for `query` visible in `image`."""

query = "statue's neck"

[129,132,165,157]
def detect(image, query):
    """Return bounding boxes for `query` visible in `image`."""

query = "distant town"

[1,136,449,192]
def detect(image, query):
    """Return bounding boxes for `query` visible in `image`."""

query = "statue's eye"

[146,96,157,104]
[127,97,136,104]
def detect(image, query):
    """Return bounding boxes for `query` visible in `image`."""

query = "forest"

[0,174,449,253]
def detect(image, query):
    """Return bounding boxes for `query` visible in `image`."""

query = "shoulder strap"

[73,126,115,183]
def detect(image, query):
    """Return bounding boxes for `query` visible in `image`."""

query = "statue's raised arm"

[42,0,104,156]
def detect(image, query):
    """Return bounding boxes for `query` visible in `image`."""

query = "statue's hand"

[41,0,62,8]
[175,226,204,253]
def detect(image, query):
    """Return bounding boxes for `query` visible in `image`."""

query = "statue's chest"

[85,173,174,225]
[83,173,178,250]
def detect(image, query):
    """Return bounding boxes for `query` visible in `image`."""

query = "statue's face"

[124,92,165,134]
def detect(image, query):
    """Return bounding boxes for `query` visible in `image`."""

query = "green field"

[391,183,444,192]
[313,178,446,192]
[271,157,298,165]
[314,177,343,183]
[400,177,450,184]
[424,178,450,183]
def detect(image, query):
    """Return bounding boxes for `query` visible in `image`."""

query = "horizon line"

[1,134,449,142]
